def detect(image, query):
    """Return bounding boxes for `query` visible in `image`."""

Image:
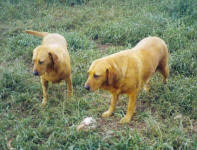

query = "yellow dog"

[85,36,169,124]
[25,30,73,106]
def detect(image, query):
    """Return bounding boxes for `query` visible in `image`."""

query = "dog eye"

[39,60,44,64]
[94,74,99,78]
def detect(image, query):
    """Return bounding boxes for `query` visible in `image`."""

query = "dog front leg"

[41,78,48,107]
[120,90,138,124]
[102,93,119,118]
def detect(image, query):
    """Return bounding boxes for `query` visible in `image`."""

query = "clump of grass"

[162,23,191,52]
[170,46,197,76]
[164,0,197,23]
[139,75,197,119]
[143,114,194,149]
[83,17,162,46]
[0,0,40,22]
[6,34,39,63]
[62,0,88,6]
[64,32,95,52]
[0,62,40,110]
[70,49,102,95]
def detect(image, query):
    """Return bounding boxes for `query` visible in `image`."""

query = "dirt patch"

[0,62,9,69]
[192,120,197,133]
[95,100,148,132]
[95,41,112,52]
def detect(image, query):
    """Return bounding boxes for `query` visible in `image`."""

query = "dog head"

[32,46,58,76]
[84,59,119,91]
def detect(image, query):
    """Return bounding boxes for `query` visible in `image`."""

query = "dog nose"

[84,85,90,91]
[33,71,39,76]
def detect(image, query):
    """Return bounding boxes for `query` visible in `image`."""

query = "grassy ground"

[0,0,197,149]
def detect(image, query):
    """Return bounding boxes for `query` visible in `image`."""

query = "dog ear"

[48,52,59,72]
[106,67,116,85]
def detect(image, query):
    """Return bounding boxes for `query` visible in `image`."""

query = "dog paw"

[120,117,130,124]
[102,111,112,118]
[59,81,65,86]
[143,85,150,92]
[163,78,167,84]
[41,101,47,107]
[67,92,73,98]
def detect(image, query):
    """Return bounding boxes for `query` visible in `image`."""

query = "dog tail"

[25,30,48,38]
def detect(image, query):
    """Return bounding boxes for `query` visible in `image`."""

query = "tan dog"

[84,36,169,124]
[25,30,73,106]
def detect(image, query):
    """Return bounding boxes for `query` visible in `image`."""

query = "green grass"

[0,0,196,149]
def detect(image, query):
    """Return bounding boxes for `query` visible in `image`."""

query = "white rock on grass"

[76,117,97,131]
[174,114,182,119]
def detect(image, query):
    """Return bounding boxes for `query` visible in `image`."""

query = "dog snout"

[33,70,39,76]
[84,85,90,91]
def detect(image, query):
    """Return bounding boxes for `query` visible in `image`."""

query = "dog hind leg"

[65,75,73,98]
[143,79,150,92]
[158,58,169,84]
